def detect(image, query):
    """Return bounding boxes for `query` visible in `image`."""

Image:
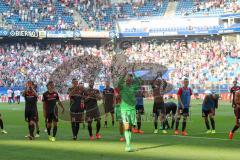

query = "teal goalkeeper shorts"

[121,109,137,126]
[115,104,122,121]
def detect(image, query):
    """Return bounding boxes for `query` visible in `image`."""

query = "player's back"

[202,95,214,110]
[165,102,177,111]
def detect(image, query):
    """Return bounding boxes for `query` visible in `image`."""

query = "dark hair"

[128,74,133,77]
[72,78,77,81]
[46,81,54,87]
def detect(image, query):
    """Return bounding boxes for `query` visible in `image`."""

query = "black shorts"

[153,102,165,117]
[70,112,84,123]
[46,112,58,123]
[177,108,189,117]
[25,109,38,122]
[136,105,144,115]
[104,104,114,114]
[202,108,215,117]
[85,107,101,122]
[166,107,177,115]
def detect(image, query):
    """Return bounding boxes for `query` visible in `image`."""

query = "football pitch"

[0,99,239,160]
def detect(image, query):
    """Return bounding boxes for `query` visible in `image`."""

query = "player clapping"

[151,72,167,134]
[103,81,115,128]
[84,80,102,140]
[22,81,38,140]
[68,79,85,140]
[42,81,65,142]
[117,64,141,152]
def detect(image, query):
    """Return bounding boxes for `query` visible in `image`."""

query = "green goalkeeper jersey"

[118,75,141,111]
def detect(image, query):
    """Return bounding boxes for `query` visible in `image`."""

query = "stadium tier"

[176,0,240,17]
[1,1,240,159]
[0,39,239,94]
[0,0,239,31]
[1,0,74,31]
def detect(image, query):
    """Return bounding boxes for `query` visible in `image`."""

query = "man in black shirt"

[103,81,115,128]
[42,81,65,142]
[84,80,102,140]
[22,81,38,140]
[68,79,85,140]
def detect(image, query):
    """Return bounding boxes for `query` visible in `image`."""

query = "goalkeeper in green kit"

[117,64,141,152]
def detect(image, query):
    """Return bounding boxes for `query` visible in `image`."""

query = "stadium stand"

[176,0,240,17]
[0,39,239,93]
[1,0,74,31]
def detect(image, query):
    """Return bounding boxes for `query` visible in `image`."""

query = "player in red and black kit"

[103,81,115,128]
[24,81,41,138]
[33,83,41,137]
[84,80,102,140]
[229,89,240,140]
[230,80,240,113]
[68,79,85,140]
[42,81,65,142]
[22,81,38,140]
[151,72,168,134]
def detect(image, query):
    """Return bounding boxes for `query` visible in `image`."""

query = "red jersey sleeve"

[177,88,183,96]
[189,88,192,95]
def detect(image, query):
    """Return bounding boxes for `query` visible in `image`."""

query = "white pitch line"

[163,134,240,142]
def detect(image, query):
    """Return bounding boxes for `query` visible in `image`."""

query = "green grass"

[0,100,240,160]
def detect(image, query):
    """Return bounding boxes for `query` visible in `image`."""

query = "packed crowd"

[1,0,78,31]
[124,39,240,89]
[181,0,240,16]
[74,0,165,30]
[0,0,239,31]
[0,39,239,92]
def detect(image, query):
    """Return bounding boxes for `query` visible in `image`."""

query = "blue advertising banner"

[0,30,9,36]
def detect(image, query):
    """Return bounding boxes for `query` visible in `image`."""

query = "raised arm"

[32,88,38,97]
[117,68,128,89]
[151,72,162,87]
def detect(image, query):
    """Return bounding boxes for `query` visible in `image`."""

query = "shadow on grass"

[0,141,175,160]
[134,143,172,152]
